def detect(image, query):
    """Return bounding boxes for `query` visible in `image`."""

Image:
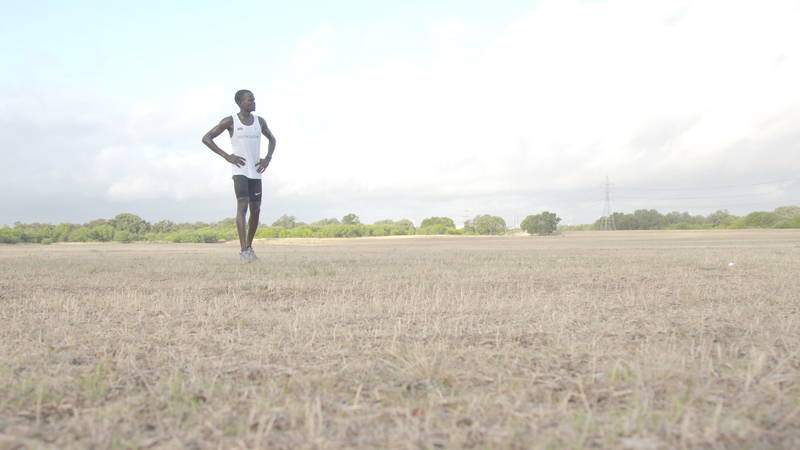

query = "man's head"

[235,89,255,112]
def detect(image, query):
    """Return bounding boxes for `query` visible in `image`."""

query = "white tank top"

[230,113,262,179]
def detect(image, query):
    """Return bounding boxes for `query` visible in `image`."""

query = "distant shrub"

[521,212,560,235]
[90,225,115,242]
[417,224,461,235]
[0,227,22,244]
[167,229,221,243]
[420,217,455,229]
[255,227,281,239]
[113,230,136,243]
[466,215,507,235]
[774,218,800,229]
[742,211,781,228]
[68,227,93,242]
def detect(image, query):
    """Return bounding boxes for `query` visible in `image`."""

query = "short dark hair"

[234,89,253,104]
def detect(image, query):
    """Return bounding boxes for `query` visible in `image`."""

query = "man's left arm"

[256,117,276,173]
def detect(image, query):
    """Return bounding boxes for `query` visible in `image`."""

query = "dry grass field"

[1,230,799,449]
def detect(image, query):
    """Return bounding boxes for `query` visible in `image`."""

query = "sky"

[1,0,799,227]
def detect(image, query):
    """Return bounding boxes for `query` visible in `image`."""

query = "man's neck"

[238,110,253,119]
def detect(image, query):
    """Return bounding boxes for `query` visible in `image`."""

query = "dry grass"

[1,230,799,449]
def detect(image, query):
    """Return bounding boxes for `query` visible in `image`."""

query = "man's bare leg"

[246,199,261,257]
[236,197,249,252]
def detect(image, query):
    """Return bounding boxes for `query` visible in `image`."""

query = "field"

[1,230,799,449]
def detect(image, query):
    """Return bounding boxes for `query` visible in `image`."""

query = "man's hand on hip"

[256,158,271,173]
[226,154,246,167]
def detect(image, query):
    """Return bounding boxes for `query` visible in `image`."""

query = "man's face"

[239,92,256,112]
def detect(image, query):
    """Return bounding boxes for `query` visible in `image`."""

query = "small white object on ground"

[728,262,736,267]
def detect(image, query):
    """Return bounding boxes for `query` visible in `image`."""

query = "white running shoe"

[246,247,259,261]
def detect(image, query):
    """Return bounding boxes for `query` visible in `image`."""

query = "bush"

[420,217,455,229]
[272,215,297,228]
[113,230,136,243]
[68,227,93,242]
[417,224,460,235]
[52,223,74,242]
[521,212,561,235]
[90,225,115,242]
[311,218,340,226]
[112,213,150,234]
[742,211,781,228]
[0,227,22,244]
[166,229,222,243]
[774,217,800,229]
[255,227,281,239]
[466,215,507,235]
[342,214,360,225]
[151,220,178,233]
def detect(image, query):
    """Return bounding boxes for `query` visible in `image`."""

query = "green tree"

[112,213,149,234]
[742,211,780,228]
[90,225,115,242]
[521,212,561,235]
[393,219,415,234]
[342,213,360,225]
[631,209,666,230]
[0,227,22,244]
[706,209,736,228]
[272,215,297,228]
[664,211,704,226]
[52,223,75,242]
[86,218,111,228]
[215,218,236,229]
[469,214,507,235]
[420,217,455,229]
[417,224,460,235]
[113,230,136,243]
[68,227,93,242]
[151,220,177,233]
[774,206,800,219]
[311,218,340,226]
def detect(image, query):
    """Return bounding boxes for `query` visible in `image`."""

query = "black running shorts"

[232,175,262,201]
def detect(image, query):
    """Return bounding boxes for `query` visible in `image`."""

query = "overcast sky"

[1,0,799,227]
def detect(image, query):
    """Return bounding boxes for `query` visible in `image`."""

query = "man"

[202,90,276,261]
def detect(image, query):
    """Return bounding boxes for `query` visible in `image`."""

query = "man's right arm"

[202,117,245,167]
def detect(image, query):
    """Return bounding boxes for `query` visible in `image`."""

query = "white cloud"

[267,0,800,219]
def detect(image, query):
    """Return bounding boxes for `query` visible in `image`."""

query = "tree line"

[0,213,512,244]
[560,206,800,231]
[2,206,797,244]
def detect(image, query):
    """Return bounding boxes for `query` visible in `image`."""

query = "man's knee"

[236,197,250,212]
[249,200,261,214]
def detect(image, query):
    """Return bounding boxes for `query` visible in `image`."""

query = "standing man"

[202,90,276,261]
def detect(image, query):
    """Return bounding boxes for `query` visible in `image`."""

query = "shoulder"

[258,116,268,126]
